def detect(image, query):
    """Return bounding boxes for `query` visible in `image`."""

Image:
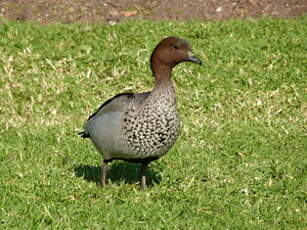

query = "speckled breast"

[122,94,181,159]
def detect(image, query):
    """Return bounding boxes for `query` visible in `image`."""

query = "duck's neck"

[151,61,174,89]
[149,62,177,108]
[152,71,176,100]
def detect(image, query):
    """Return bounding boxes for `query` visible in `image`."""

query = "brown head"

[150,37,202,82]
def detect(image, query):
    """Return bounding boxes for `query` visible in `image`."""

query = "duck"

[79,36,202,188]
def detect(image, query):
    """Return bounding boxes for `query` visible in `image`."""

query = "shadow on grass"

[74,161,161,186]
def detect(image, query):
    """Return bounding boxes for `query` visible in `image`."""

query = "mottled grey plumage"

[122,81,180,159]
[79,36,202,188]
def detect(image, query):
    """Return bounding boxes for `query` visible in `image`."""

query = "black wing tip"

[78,131,90,138]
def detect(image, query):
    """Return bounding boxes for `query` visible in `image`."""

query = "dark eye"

[174,44,180,49]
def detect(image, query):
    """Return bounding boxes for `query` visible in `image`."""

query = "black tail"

[78,131,90,138]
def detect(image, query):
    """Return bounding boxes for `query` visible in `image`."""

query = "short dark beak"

[186,53,202,65]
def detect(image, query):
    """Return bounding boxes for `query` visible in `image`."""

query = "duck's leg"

[100,160,108,187]
[140,162,148,188]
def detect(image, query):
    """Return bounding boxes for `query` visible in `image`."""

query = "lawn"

[0,17,306,229]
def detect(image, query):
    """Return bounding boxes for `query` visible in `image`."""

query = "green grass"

[0,17,306,229]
